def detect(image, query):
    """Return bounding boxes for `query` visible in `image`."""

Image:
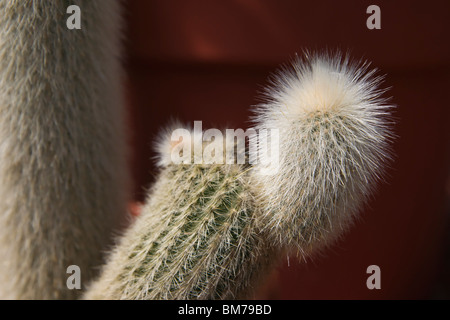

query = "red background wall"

[123,0,450,299]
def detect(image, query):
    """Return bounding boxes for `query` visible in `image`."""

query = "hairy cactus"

[250,52,394,255]
[85,53,394,300]
[85,134,276,299]
[0,1,129,299]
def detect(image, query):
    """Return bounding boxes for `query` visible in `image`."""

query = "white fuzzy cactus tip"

[251,51,395,253]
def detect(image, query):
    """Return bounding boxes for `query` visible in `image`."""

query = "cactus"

[85,134,278,299]
[0,1,129,299]
[250,52,394,255]
[85,52,394,299]
[0,1,394,299]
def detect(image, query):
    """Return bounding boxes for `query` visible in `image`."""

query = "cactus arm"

[0,1,128,299]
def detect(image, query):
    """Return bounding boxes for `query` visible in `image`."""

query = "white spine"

[250,52,394,255]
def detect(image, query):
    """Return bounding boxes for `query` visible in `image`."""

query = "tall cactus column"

[0,1,128,299]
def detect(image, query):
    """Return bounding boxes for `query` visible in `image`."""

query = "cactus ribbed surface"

[85,161,274,299]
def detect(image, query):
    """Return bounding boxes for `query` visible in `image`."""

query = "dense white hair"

[250,51,395,255]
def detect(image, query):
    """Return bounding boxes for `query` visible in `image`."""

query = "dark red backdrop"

[123,0,450,299]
